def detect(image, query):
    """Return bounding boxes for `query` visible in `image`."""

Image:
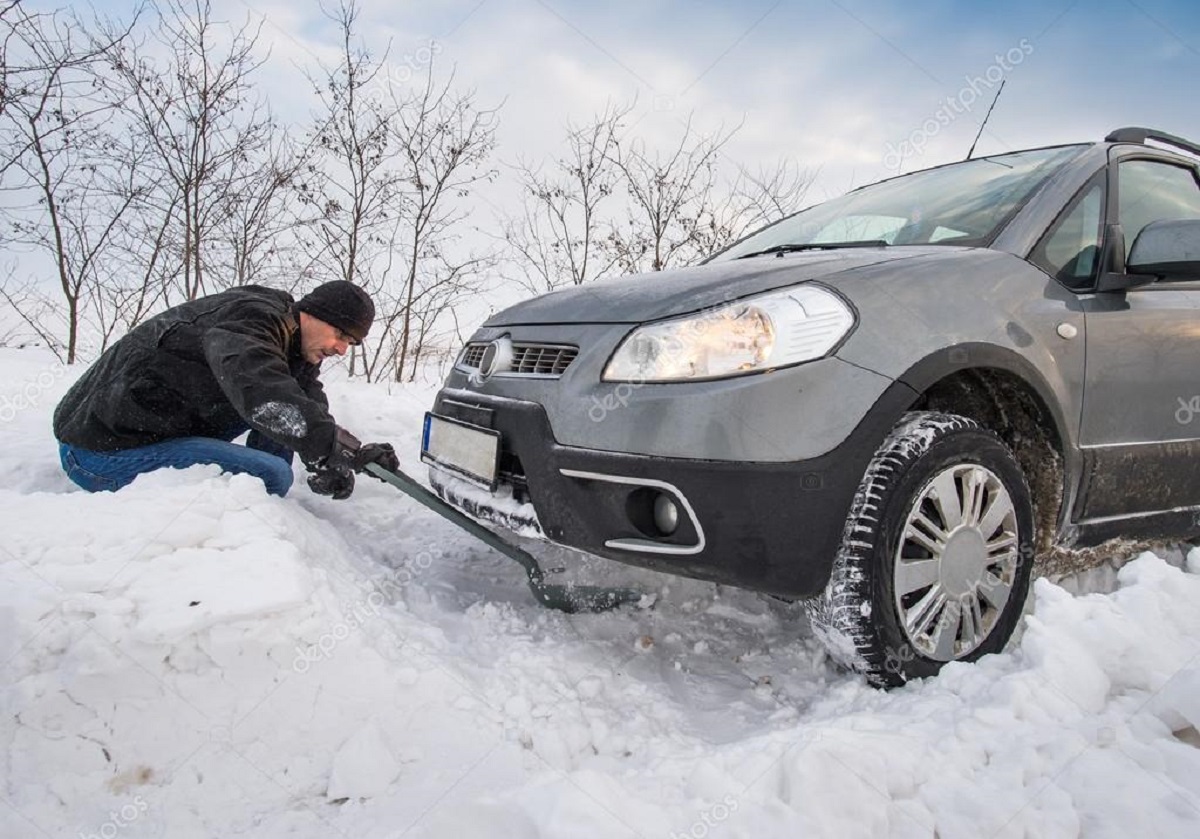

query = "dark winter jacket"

[53,286,339,464]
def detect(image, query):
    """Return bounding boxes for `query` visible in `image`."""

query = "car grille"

[458,342,579,377]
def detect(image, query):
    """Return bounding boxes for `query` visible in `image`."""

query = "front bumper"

[428,382,918,599]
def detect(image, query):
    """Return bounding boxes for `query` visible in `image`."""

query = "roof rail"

[1105,126,1200,157]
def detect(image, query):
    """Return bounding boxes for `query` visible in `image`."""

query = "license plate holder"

[421,412,501,490]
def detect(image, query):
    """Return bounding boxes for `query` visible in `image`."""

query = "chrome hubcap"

[893,464,1020,661]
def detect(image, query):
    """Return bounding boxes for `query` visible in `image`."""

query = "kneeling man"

[53,281,398,499]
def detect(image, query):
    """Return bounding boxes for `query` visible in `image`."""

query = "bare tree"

[724,158,817,242]
[304,0,403,285]
[609,116,741,273]
[501,110,811,290]
[0,5,139,362]
[0,279,65,354]
[403,270,477,382]
[383,67,498,382]
[0,3,129,172]
[216,128,315,288]
[500,101,630,294]
[306,2,497,382]
[302,0,407,376]
[93,140,179,346]
[107,0,275,302]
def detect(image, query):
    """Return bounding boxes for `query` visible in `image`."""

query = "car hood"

[485,246,969,325]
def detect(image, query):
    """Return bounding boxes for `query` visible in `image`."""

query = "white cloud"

[183,0,1197,206]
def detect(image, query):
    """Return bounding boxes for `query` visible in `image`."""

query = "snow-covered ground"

[3,346,1200,839]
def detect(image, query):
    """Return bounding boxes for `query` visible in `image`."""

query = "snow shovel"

[363,462,643,614]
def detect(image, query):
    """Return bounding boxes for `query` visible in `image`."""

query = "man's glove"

[303,430,397,498]
[307,465,354,500]
[352,442,399,476]
[304,427,361,500]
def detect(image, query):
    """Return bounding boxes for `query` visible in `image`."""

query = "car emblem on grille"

[475,336,514,381]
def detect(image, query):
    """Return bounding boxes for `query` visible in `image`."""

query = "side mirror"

[1126,219,1200,281]
[1094,223,1156,292]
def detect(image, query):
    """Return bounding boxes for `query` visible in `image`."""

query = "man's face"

[299,312,356,365]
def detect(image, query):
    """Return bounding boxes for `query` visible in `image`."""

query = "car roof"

[1103,126,1200,160]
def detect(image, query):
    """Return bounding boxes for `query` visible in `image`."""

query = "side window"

[1030,178,1105,290]
[1118,159,1200,260]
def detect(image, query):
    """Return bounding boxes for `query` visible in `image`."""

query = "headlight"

[602,285,855,382]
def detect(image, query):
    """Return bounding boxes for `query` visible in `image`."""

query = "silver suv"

[423,127,1200,686]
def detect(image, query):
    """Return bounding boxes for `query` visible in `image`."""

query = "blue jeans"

[58,429,295,496]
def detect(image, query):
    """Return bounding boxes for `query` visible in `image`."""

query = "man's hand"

[304,427,359,499]
[352,442,399,475]
[307,465,354,500]
[302,429,394,497]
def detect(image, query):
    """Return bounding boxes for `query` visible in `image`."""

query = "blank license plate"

[421,413,500,489]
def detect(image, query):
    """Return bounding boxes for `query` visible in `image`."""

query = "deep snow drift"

[2,347,1199,839]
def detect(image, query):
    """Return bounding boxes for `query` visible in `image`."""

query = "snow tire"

[805,411,1035,688]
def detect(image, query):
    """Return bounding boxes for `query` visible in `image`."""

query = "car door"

[1077,153,1200,520]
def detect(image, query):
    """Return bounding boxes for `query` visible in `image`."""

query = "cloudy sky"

[88,0,1198,204]
[57,0,1200,228]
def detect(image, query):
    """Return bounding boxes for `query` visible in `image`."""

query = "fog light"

[653,493,679,535]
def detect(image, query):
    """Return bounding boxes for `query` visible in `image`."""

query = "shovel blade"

[365,462,644,614]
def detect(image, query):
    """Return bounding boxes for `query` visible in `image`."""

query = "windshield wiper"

[737,240,889,259]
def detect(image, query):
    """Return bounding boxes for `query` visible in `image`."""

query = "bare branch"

[104,0,276,301]
[499,100,631,294]
[610,113,742,272]
[305,2,498,381]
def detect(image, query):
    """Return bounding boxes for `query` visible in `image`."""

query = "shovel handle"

[363,462,545,584]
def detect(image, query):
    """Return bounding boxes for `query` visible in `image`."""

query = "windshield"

[713,145,1087,261]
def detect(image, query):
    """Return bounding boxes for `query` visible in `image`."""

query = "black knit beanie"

[297,281,375,343]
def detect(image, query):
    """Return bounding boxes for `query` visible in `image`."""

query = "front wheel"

[806,411,1035,687]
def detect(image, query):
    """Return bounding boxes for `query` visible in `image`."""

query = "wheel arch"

[893,344,1073,549]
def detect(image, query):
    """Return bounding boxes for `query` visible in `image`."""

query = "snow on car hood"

[486,246,959,325]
